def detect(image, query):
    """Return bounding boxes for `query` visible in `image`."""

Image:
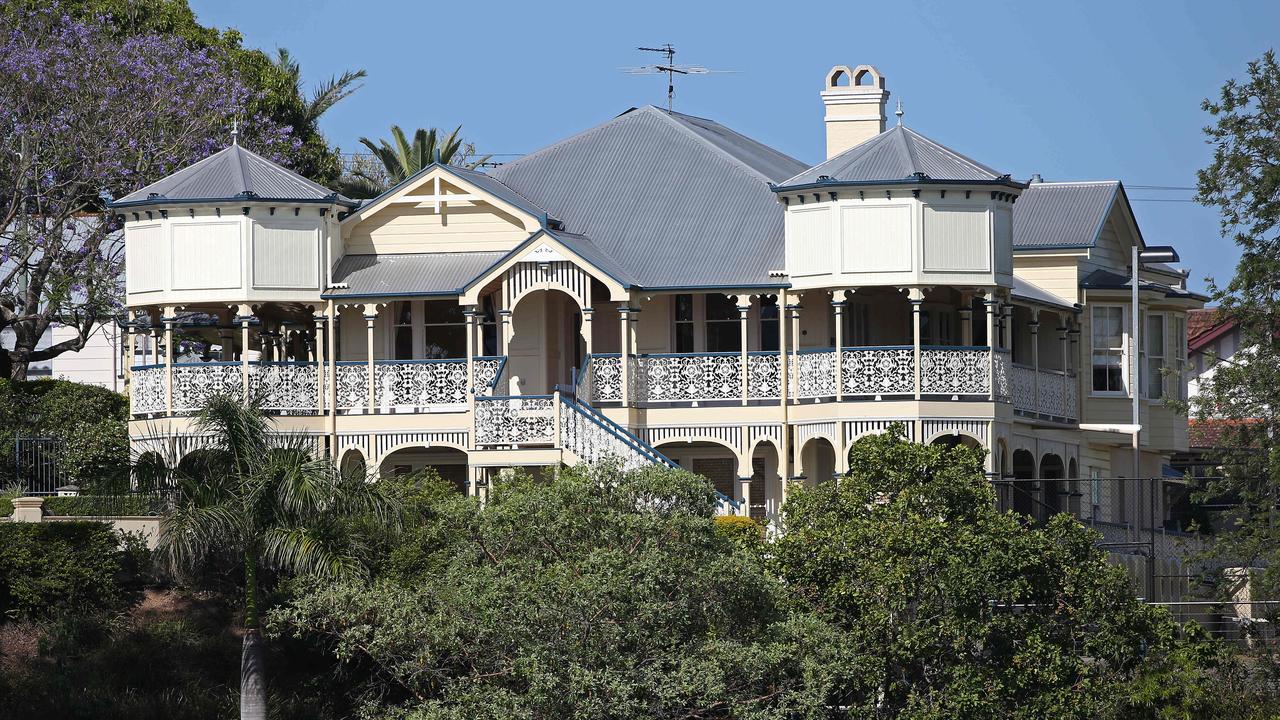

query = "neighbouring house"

[110,65,1204,540]
[1,321,130,389]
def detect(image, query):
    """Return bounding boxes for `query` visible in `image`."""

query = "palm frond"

[260,526,360,579]
[306,68,367,124]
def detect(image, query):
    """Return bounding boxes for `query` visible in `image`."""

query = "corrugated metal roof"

[324,251,506,298]
[112,144,355,208]
[549,231,639,287]
[1079,268,1208,301]
[778,125,1011,188]
[1012,275,1076,310]
[489,106,807,288]
[1012,181,1118,249]
[347,162,549,225]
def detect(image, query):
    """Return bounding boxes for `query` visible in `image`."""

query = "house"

[110,64,1203,530]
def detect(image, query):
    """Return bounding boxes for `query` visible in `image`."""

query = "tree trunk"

[241,554,266,720]
[240,628,267,720]
[0,350,12,382]
[7,349,26,381]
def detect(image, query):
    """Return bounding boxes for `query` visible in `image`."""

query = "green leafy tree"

[270,463,849,719]
[1193,50,1280,593]
[775,427,1207,719]
[340,125,490,199]
[138,396,392,720]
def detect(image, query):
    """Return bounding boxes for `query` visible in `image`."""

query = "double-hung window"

[705,294,740,352]
[1091,305,1126,394]
[1145,313,1166,399]
[422,300,466,359]
[394,302,415,360]
[843,302,870,346]
[759,297,780,352]
[1172,315,1187,401]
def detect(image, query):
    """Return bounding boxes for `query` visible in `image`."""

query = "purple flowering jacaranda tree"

[0,6,297,380]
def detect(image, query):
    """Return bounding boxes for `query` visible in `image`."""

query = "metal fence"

[13,436,64,495]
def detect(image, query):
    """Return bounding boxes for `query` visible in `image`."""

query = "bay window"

[1091,305,1126,393]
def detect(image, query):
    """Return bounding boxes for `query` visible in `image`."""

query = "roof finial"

[231,118,239,146]
[895,99,903,127]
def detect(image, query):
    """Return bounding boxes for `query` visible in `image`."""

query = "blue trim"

[590,352,622,358]
[373,358,466,365]
[173,361,240,367]
[920,345,991,352]
[485,356,508,389]
[322,289,464,300]
[558,393,677,469]
[480,394,554,401]
[255,360,317,367]
[130,363,165,371]
[109,196,357,210]
[334,360,367,366]
[839,344,914,351]
[636,351,741,358]
[772,177,1026,193]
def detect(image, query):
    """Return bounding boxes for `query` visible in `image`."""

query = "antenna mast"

[637,44,679,111]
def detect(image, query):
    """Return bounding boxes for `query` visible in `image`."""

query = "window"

[674,294,694,353]
[1091,306,1126,393]
[422,300,466,358]
[759,297,779,352]
[1172,315,1187,401]
[394,302,414,360]
[843,302,870,346]
[1145,313,1165,399]
[705,294,740,352]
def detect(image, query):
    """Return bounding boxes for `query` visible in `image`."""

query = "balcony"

[1010,363,1079,422]
[131,357,506,417]
[579,346,1001,405]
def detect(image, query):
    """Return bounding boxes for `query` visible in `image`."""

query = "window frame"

[1090,304,1129,396]
[1145,312,1166,400]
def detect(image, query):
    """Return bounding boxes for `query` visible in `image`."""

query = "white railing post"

[236,303,252,402]
[985,292,998,402]
[553,389,562,450]
[737,297,750,406]
[162,308,175,416]
[363,303,379,413]
[313,311,327,414]
[1029,310,1040,415]
[910,291,923,400]
[833,295,845,402]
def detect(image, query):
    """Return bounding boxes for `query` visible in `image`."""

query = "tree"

[774,427,1206,719]
[270,464,849,719]
[0,8,297,380]
[340,125,490,199]
[1193,50,1280,594]
[272,48,367,130]
[0,0,363,187]
[139,395,392,720]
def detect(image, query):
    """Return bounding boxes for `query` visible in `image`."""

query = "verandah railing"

[577,346,999,405]
[132,357,507,417]
[1011,362,1079,421]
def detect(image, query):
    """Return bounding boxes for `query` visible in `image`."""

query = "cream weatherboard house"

[112,65,1203,529]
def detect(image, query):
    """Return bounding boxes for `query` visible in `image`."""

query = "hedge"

[43,494,168,517]
[0,379,129,488]
[0,522,146,620]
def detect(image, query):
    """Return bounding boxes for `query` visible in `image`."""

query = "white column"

[985,293,998,402]
[778,288,791,506]
[910,291,923,401]
[619,305,632,406]
[163,307,175,416]
[326,301,338,445]
[313,311,327,414]
[1059,317,1070,418]
[236,304,253,401]
[788,303,801,387]
[739,476,751,519]
[832,294,845,402]
[736,296,749,406]
[581,307,594,358]
[363,303,379,413]
[959,304,974,347]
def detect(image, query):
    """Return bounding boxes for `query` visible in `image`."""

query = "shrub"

[0,379,129,488]
[713,514,765,546]
[0,522,145,620]
[43,494,166,517]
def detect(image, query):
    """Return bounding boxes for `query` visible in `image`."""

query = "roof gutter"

[771,177,1027,194]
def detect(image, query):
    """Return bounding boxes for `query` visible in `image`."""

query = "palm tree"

[339,124,491,198]
[137,396,393,720]
[273,48,366,126]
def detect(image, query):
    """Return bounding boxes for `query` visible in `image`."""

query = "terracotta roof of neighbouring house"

[1188,308,1234,352]
[1189,418,1262,449]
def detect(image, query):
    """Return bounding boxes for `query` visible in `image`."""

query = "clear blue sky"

[191,0,1278,296]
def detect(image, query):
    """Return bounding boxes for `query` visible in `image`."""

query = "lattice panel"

[842,348,914,396]
[920,348,990,396]
[130,366,167,416]
[633,354,741,402]
[474,396,555,445]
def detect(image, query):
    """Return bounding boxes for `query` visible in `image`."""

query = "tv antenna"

[622,44,736,112]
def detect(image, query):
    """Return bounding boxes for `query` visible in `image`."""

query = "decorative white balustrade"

[920,347,991,396]
[171,362,241,413]
[633,353,741,402]
[133,357,509,417]
[841,348,914,397]
[792,350,836,399]
[994,350,1012,403]
[252,362,318,413]
[474,395,556,445]
[1011,363,1079,420]
[558,394,669,471]
[576,347,1004,404]
[130,366,167,415]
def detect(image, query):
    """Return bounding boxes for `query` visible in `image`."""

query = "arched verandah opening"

[508,288,585,395]
[378,446,469,494]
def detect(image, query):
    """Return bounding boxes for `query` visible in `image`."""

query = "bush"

[0,522,145,620]
[0,379,129,488]
[43,494,166,517]
[713,514,765,546]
